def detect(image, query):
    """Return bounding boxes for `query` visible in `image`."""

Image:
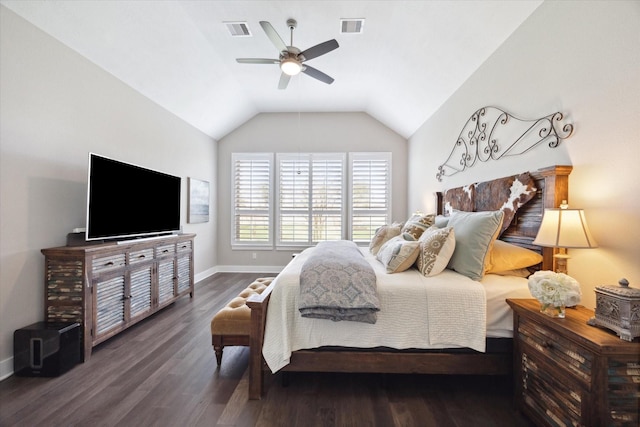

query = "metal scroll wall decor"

[436,107,574,181]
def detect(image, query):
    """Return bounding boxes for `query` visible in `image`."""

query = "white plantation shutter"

[350,152,392,243]
[232,151,391,248]
[311,156,344,241]
[278,156,310,243]
[231,153,273,248]
[277,153,346,246]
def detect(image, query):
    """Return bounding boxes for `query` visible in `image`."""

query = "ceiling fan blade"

[300,39,339,61]
[260,21,288,53]
[236,58,280,64]
[302,65,335,85]
[278,72,291,90]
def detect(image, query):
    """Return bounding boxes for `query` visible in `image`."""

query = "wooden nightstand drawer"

[519,317,593,387]
[508,299,640,427]
[521,352,584,427]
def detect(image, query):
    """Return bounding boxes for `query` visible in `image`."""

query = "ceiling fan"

[236,19,339,90]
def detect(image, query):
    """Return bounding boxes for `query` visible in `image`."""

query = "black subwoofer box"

[13,322,81,377]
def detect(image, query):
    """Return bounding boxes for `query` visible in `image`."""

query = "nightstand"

[507,299,640,427]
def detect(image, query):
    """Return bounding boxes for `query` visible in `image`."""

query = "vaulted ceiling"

[1,0,542,140]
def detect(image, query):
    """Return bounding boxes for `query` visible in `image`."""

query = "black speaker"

[13,322,81,377]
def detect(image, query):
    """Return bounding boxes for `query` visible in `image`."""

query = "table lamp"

[532,200,598,274]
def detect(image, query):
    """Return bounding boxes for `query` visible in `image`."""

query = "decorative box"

[588,278,640,341]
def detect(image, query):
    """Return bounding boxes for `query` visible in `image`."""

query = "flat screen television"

[86,153,181,241]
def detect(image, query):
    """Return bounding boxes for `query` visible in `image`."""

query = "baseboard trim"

[214,265,283,274]
[0,356,13,381]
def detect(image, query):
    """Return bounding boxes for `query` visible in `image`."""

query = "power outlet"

[252,252,257,260]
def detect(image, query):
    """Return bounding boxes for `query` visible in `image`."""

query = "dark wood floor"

[0,273,535,427]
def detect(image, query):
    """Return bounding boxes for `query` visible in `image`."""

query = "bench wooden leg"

[212,335,223,367]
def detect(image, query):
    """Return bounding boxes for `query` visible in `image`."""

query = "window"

[231,151,391,248]
[350,152,392,243]
[277,153,346,246]
[231,153,273,248]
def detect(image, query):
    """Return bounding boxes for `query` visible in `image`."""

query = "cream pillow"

[446,210,504,281]
[376,234,420,273]
[486,240,543,273]
[401,213,435,240]
[416,226,456,277]
[369,222,403,255]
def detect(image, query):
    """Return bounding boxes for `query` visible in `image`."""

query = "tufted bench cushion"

[211,277,274,367]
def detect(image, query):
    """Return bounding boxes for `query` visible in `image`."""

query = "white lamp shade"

[533,208,598,248]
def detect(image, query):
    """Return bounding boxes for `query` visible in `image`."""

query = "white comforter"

[262,247,530,373]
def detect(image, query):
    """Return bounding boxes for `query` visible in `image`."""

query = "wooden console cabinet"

[507,299,640,427]
[41,234,195,361]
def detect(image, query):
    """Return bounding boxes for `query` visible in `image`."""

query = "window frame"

[275,152,347,248]
[230,151,392,249]
[230,152,274,250]
[348,152,393,243]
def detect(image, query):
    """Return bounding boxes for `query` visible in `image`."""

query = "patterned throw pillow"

[376,234,420,273]
[400,213,435,240]
[415,226,456,277]
[369,222,403,255]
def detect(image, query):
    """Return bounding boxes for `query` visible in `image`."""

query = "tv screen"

[86,153,181,241]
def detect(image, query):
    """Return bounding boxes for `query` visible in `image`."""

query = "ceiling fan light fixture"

[281,58,302,76]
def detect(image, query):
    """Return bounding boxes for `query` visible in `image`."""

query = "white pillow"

[446,210,504,281]
[376,234,420,273]
[415,226,456,277]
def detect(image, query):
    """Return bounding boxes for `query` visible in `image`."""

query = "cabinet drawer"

[156,244,175,257]
[608,358,640,426]
[518,318,593,386]
[129,248,154,265]
[177,240,192,252]
[46,259,84,301]
[522,352,584,427]
[92,253,126,274]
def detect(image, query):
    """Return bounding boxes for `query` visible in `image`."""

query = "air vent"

[225,21,252,37]
[340,19,365,34]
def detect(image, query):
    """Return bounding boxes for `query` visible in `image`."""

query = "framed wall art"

[188,177,210,223]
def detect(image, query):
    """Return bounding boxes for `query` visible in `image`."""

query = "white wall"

[217,112,408,270]
[408,1,640,309]
[0,7,218,378]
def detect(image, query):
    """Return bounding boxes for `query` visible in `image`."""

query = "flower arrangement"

[528,271,582,317]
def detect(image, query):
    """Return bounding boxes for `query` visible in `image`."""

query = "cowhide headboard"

[436,165,573,271]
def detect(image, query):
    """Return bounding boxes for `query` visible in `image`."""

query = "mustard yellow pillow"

[486,240,543,273]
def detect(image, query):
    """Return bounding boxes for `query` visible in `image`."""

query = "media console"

[41,233,195,361]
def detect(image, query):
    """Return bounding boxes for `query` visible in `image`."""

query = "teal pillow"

[446,210,504,281]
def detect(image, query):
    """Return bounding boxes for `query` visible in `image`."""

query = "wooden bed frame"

[247,165,572,399]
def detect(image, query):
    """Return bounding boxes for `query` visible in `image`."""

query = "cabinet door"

[157,259,176,305]
[94,275,126,338]
[129,266,153,320]
[176,254,192,295]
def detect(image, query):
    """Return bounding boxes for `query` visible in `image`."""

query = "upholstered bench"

[210,277,274,367]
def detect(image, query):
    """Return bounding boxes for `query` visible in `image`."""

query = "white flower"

[528,270,582,307]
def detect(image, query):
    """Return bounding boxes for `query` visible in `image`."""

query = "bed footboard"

[246,280,275,400]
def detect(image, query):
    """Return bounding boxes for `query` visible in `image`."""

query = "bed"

[247,164,572,399]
